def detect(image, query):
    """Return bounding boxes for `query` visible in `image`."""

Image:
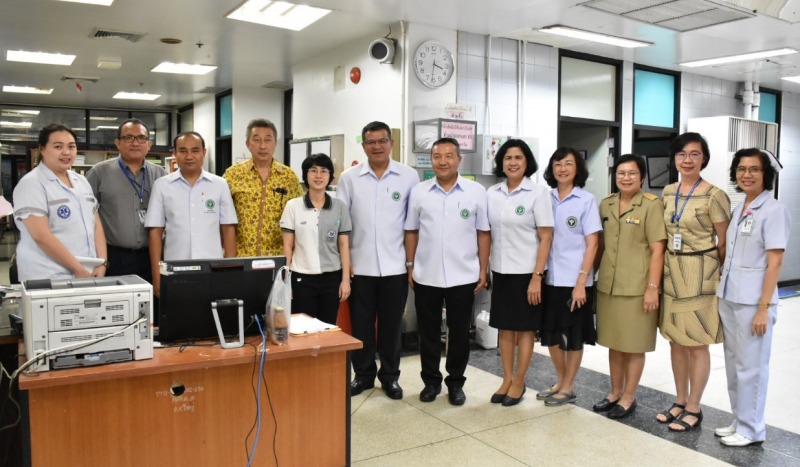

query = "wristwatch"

[405,261,414,268]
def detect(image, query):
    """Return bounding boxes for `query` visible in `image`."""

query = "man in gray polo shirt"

[86,118,166,281]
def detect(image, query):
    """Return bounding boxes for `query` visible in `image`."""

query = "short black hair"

[613,154,647,190]
[729,148,776,192]
[543,147,589,188]
[246,118,278,140]
[431,137,460,156]
[38,123,77,148]
[361,121,392,141]
[493,139,537,178]
[671,132,710,169]
[302,153,335,188]
[117,118,150,139]
[173,131,206,149]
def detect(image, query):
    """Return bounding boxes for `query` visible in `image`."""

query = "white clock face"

[414,40,454,88]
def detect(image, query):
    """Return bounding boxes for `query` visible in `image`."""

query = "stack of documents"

[289,314,340,336]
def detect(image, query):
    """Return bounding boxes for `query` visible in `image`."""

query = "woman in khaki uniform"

[657,132,731,432]
[595,154,666,419]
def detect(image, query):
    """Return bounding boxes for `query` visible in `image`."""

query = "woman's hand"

[571,284,587,311]
[643,287,659,313]
[92,264,107,278]
[339,279,351,302]
[752,308,769,336]
[528,276,542,305]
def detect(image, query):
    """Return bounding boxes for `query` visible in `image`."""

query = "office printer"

[23,275,154,372]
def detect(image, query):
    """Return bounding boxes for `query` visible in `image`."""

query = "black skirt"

[489,271,542,331]
[540,284,597,351]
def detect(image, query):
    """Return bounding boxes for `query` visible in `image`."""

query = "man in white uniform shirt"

[145,132,237,296]
[404,137,490,406]
[338,121,419,400]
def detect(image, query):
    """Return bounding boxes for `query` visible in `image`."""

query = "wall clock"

[413,40,454,88]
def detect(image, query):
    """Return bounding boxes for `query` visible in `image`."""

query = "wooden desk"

[19,331,362,467]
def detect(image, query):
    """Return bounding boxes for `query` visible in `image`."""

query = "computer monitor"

[157,256,286,342]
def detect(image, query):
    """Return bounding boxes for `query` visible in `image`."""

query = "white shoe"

[720,433,763,447]
[714,423,736,437]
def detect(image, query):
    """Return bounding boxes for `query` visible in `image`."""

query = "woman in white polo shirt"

[280,154,352,325]
[486,139,553,406]
[13,124,107,282]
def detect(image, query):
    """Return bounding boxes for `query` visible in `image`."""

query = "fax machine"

[23,275,154,372]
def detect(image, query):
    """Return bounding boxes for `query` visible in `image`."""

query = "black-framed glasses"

[363,138,390,147]
[119,135,150,144]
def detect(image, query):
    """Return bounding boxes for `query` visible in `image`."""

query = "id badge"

[673,232,683,251]
[741,218,754,235]
[138,209,147,225]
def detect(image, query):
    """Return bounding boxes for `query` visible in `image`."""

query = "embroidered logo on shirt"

[392,191,401,201]
[460,209,470,219]
[515,206,525,215]
[205,199,216,209]
[57,205,71,219]
[327,229,337,240]
[566,216,578,228]
[625,217,641,225]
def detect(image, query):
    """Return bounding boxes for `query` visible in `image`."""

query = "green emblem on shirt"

[392,191,401,201]
[566,216,578,228]
[205,199,215,209]
[515,206,525,215]
[460,209,470,219]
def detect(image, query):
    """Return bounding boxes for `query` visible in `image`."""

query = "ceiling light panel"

[57,0,114,5]
[113,92,160,100]
[7,50,76,66]
[0,121,33,128]
[226,0,331,31]
[680,48,798,67]
[151,62,217,75]
[3,86,54,94]
[538,25,652,48]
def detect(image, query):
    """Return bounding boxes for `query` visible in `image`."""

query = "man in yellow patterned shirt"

[223,119,303,256]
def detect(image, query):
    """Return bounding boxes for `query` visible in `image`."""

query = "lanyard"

[118,157,146,203]
[671,178,702,228]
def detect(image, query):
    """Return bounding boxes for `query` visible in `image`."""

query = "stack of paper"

[289,314,340,336]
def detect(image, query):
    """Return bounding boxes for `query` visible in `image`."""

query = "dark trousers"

[106,245,152,282]
[291,270,342,325]
[349,274,408,385]
[414,281,476,389]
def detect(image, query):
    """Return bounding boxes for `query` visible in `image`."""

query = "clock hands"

[433,60,443,70]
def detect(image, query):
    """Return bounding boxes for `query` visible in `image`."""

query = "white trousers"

[718,298,776,441]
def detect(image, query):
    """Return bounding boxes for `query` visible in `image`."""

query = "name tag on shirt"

[741,218,754,235]
[673,232,683,251]
[138,209,147,225]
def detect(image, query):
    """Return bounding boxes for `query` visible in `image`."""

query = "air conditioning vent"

[90,28,147,43]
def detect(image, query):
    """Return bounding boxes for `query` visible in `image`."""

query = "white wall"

[231,87,285,164]
[779,93,800,282]
[193,94,216,173]
[293,30,403,167]
[679,73,741,130]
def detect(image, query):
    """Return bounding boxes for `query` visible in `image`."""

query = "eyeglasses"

[553,161,575,169]
[736,166,762,175]
[308,167,330,175]
[363,138,390,147]
[615,171,640,179]
[119,135,149,144]
[675,151,703,160]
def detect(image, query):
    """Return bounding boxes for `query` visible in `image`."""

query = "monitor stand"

[211,299,245,349]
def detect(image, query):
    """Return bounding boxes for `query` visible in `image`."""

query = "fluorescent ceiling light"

[538,25,652,48]
[89,116,119,121]
[781,75,800,84]
[113,92,160,101]
[0,121,33,128]
[151,62,217,75]
[57,0,114,5]
[2,85,54,94]
[680,48,798,67]
[7,50,76,66]
[92,126,118,130]
[226,0,331,31]
[2,109,40,116]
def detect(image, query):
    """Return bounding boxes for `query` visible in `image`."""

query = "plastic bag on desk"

[267,266,291,345]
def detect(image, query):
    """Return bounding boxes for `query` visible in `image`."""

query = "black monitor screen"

[157,256,286,342]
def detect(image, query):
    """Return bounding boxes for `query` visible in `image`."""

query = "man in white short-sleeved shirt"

[404,137,490,406]
[337,121,419,400]
[145,132,237,296]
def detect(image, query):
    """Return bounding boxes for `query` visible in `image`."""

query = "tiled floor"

[351,294,800,466]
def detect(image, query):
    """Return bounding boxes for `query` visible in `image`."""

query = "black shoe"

[592,397,620,412]
[350,379,374,396]
[419,384,442,402]
[382,381,403,400]
[501,387,526,407]
[490,392,507,404]
[448,387,466,406]
[607,400,637,419]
